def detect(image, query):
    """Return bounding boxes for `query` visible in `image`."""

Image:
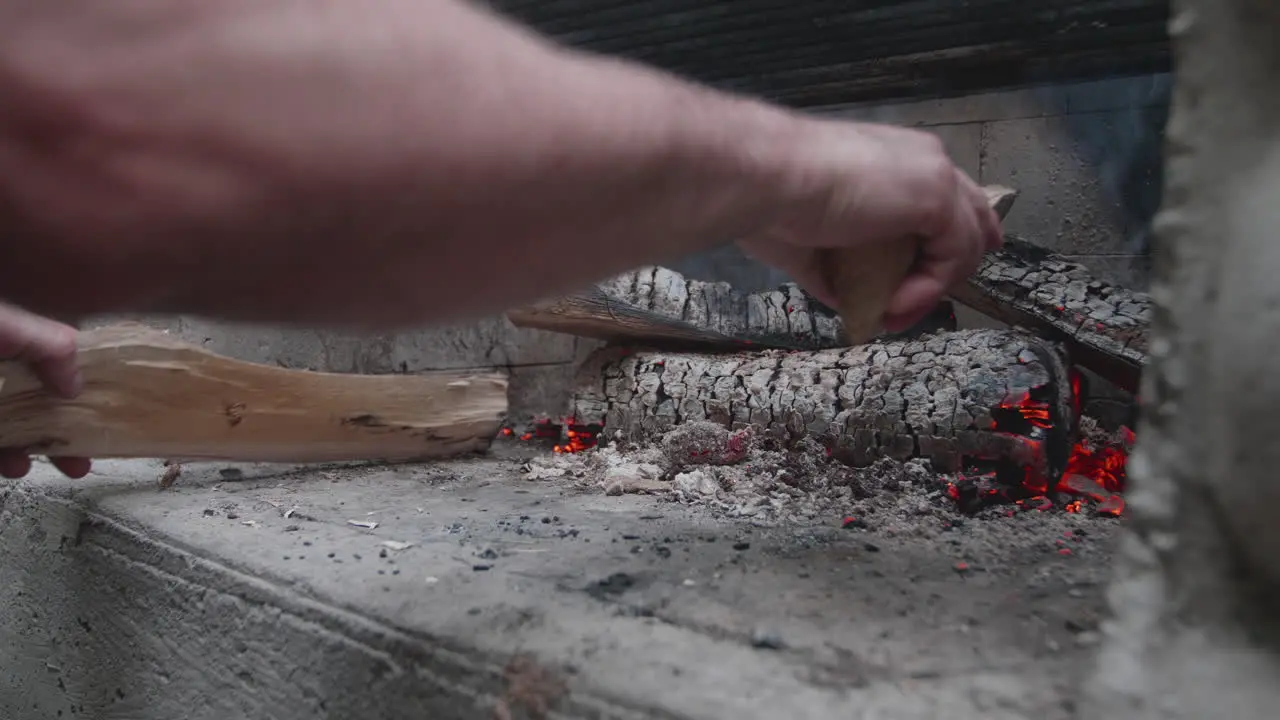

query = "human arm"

[0,0,998,331]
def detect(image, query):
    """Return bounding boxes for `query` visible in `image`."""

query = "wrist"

[661,90,814,250]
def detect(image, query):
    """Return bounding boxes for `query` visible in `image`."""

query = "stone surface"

[980,115,1132,256]
[0,457,1114,720]
[1083,1,1280,717]
[506,363,579,422]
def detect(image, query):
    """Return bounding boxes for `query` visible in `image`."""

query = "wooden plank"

[0,324,508,462]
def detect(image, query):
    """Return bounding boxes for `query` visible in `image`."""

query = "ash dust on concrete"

[514,420,1120,572]
[493,420,1122,716]
[111,418,1129,719]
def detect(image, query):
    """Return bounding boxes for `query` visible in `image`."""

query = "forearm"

[0,0,802,327]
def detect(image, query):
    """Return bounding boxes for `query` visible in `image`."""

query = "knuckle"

[45,325,78,360]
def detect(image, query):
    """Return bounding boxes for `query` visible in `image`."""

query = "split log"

[570,328,1076,486]
[950,236,1150,392]
[510,267,846,350]
[0,324,508,463]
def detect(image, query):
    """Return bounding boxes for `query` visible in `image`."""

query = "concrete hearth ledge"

[0,457,1109,720]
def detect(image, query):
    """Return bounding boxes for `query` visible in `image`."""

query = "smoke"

[1039,74,1172,257]
[669,243,791,292]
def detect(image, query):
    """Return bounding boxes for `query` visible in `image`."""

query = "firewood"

[509,268,845,351]
[0,324,508,462]
[950,236,1149,392]
[569,328,1076,485]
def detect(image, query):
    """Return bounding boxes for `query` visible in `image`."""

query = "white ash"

[524,421,966,526]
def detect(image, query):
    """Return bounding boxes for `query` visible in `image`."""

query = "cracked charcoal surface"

[570,328,1075,477]
[599,266,845,349]
[958,235,1150,392]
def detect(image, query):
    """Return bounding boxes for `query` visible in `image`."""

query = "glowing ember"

[919,376,1132,516]
[957,381,1134,516]
[996,390,1053,430]
[1064,426,1134,494]
[503,417,600,454]
[553,427,598,454]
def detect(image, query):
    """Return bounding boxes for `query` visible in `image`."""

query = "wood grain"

[0,324,508,462]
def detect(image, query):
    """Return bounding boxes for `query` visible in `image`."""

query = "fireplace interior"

[2,5,1174,716]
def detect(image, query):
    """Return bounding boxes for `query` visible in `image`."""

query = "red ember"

[504,416,600,454]
[965,381,1134,516]
[957,376,1136,515]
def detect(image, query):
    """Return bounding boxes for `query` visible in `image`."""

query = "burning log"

[950,236,1149,393]
[568,328,1077,488]
[508,267,847,351]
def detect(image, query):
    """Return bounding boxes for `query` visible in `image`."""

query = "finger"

[51,456,92,479]
[0,451,32,479]
[883,274,948,333]
[0,303,82,398]
[886,198,978,322]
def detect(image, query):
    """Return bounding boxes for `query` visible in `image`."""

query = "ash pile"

[515,416,1132,527]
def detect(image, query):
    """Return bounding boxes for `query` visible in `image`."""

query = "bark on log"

[569,328,1076,484]
[951,235,1150,393]
[511,267,846,350]
[0,324,508,463]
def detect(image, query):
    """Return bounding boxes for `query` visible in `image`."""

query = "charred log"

[511,267,846,350]
[510,267,960,351]
[569,328,1076,488]
[950,236,1150,393]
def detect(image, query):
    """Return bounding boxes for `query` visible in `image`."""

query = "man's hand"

[739,120,1003,333]
[0,302,90,479]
